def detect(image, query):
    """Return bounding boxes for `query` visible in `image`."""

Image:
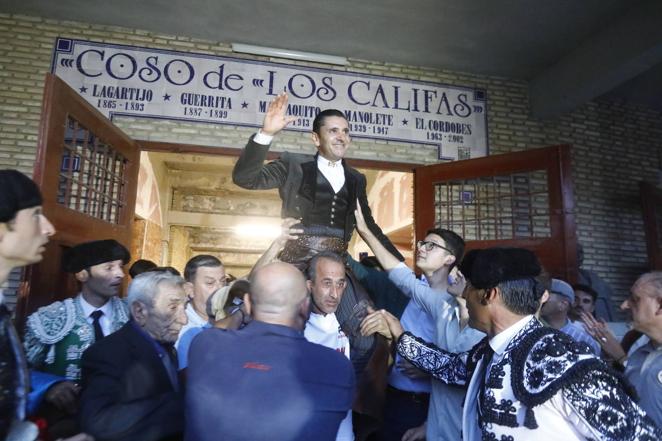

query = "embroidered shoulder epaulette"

[27,298,77,345]
[110,297,130,326]
[509,326,627,428]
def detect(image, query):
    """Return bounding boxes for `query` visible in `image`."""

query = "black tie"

[159,342,179,391]
[478,345,495,430]
[90,310,104,341]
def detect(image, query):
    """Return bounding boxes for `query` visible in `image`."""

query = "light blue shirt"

[625,341,662,428]
[388,295,435,393]
[560,320,600,355]
[177,324,210,370]
[388,263,485,441]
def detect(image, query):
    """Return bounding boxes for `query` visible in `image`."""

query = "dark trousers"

[376,386,429,441]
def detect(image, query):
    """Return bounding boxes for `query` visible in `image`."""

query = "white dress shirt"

[305,312,353,441]
[79,294,114,337]
[175,303,209,350]
[253,131,345,192]
[316,155,345,193]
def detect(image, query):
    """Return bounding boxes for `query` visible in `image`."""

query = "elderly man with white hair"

[79,271,188,441]
[620,271,662,428]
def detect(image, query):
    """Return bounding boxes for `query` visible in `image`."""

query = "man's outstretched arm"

[249,218,302,278]
[232,92,296,189]
[354,201,401,271]
[367,309,470,386]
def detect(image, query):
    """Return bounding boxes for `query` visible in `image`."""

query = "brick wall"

[2,13,662,314]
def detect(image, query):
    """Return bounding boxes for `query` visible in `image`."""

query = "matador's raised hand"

[261,92,298,136]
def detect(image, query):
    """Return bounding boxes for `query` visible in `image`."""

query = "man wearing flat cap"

[23,238,131,385]
[541,278,600,354]
[379,247,661,440]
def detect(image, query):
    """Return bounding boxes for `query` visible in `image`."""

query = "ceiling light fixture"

[231,43,349,66]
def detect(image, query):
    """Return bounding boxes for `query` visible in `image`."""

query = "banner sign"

[51,38,488,160]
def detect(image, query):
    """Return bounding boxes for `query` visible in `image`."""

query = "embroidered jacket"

[23,296,129,382]
[396,317,662,441]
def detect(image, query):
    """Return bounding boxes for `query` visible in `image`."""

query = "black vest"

[304,171,350,230]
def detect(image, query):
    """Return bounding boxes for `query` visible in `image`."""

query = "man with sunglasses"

[355,205,484,441]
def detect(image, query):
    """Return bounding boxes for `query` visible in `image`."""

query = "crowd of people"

[1,94,661,441]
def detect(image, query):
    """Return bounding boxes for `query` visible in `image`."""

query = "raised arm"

[260,92,297,136]
[354,180,405,261]
[397,332,469,386]
[375,309,469,386]
[249,218,302,278]
[232,93,297,189]
[355,201,453,317]
[354,201,400,271]
[347,256,409,317]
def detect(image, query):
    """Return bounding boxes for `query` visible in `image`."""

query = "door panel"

[15,74,139,328]
[414,145,577,282]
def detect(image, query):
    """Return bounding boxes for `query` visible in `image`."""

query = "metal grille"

[57,115,127,223]
[434,170,550,240]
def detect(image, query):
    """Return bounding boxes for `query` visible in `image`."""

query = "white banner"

[51,38,488,160]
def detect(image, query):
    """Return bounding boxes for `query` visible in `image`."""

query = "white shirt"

[305,312,353,441]
[316,155,345,193]
[253,131,345,192]
[488,314,531,356]
[79,294,114,337]
[175,303,209,350]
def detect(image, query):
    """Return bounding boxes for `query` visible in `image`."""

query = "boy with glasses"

[355,205,484,441]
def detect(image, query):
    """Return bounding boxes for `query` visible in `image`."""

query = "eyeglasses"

[416,240,452,253]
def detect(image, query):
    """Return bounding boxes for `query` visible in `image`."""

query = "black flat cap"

[460,247,541,289]
[63,239,130,273]
[0,170,42,222]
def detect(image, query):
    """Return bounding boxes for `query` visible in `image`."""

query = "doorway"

[132,149,415,277]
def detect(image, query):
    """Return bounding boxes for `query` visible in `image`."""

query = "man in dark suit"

[186,262,355,441]
[232,92,403,266]
[233,94,398,439]
[79,271,188,441]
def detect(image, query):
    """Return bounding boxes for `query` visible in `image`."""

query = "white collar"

[317,155,342,170]
[489,315,533,356]
[307,311,340,332]
[185,302,209,327]
[79,293,113,319]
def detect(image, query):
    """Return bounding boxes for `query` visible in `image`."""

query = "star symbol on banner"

[402,119,408,125]
[241,101,249,109]
[79,86,88,94]
[163,93,171,101]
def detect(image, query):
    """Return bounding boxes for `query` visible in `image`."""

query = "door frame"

[413,144,578,282]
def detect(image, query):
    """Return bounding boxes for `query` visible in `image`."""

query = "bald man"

[185,262,355,441]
